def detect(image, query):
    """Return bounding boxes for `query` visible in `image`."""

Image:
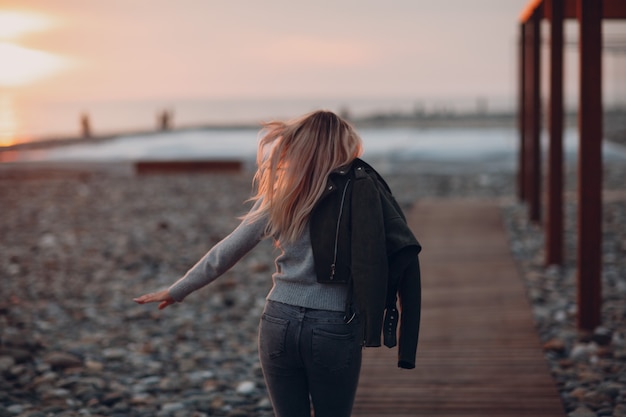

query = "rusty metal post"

[546,0,564,265]
[577,0,603,331]
[527,10,542,223]
[518,23,527,202]
[522,23,529,205]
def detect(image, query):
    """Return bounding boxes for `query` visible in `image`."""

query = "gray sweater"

[167,205,349,312]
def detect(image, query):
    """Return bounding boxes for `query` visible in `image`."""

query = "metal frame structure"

[518,0,626,331]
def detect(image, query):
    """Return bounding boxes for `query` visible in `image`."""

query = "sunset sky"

[1,0,532,104]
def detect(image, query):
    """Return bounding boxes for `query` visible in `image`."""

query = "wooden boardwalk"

[352,198,566,417]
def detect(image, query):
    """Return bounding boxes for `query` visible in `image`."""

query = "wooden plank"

[352,199,565,417]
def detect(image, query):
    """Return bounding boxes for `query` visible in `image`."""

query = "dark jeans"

[258,300,362,417]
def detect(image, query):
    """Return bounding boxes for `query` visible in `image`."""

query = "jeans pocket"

[312,326,357,372]
[259,314,289,359]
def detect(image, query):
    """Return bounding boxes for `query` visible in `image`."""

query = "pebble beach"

[1,156,625,417]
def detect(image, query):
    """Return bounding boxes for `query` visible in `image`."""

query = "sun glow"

[0,42,69,87]
[0,11,70,87]
[0,11,52,39]
[0,10,71,145]
[0,94,18,147]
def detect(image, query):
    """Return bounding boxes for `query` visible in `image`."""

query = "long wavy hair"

[247,110,363,243]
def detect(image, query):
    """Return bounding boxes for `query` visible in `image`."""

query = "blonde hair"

[247,110,363,243]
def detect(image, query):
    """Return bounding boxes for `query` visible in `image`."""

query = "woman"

[134,110,421,417]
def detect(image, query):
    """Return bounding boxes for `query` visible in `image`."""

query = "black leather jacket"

[309,158,422,369]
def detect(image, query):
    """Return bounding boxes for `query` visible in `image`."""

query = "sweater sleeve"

[168,206,267,302]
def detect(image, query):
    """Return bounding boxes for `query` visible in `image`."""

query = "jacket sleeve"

[374,175,422,369]
[397,255,421,369]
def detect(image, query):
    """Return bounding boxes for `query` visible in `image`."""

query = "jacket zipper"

[329,179,351,280]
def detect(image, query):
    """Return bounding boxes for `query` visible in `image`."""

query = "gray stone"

[102,348,128,361]
[570,343,596,362]
[41,388,71,400]
[6,404,26,415]
[161,402,185,413]
[236,381,256,395]
[0,356,15,373]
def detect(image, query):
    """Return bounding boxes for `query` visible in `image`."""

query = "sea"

[2,97,626,173]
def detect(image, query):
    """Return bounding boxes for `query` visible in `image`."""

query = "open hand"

[133,290,176,310]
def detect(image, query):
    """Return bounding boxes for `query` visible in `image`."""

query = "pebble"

[43,352,83,369]
[6,404,25,415]
[0,172,275,416]
[543,338,567,354]
[1,160,625,416]
[161,402,185,413]
[102,348,128,361]
[236,381,256,395]
[0,357,15,373]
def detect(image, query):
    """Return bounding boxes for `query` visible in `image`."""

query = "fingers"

[133,294,156,304]
[133,290,175,308]
[158,299,174,310]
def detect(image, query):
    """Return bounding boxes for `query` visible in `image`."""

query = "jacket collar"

[318,159,359,200]
[330,158,367,177]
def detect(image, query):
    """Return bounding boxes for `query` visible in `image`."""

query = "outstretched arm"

[133,200,267,307]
